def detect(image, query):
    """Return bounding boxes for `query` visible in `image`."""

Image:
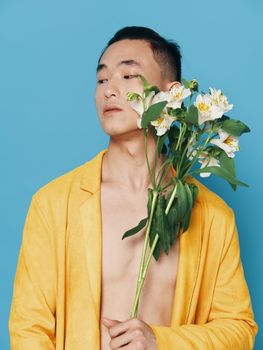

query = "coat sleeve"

[8,195,57,350]
[149,208,258,350]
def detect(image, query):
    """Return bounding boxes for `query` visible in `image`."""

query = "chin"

[99,114,140,137]
[100,124,142,138]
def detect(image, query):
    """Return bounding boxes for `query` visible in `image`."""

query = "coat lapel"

[78,147,202,340]
[78,148,108,349]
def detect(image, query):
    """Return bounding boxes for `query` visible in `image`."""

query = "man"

[9,26,258,350]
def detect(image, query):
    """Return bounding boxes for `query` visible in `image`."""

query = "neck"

[101,130,169,193]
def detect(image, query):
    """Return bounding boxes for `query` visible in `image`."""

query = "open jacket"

[9,148,258,349]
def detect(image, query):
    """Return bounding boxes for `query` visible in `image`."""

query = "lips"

[103,105,123,113]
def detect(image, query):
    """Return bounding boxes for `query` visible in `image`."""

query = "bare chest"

[99,183,180,349]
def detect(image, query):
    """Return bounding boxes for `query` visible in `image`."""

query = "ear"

[165,80,181,91]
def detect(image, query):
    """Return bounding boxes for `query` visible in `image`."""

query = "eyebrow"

[96,59,142,74]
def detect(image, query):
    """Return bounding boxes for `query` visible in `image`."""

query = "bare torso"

[99,180,180,350]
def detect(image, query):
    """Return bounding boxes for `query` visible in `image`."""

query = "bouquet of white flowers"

[122,76,250,319]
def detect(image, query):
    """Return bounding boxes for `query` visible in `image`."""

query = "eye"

[97,74,139,84]
[123,74,139,79]
[97,79,107,84]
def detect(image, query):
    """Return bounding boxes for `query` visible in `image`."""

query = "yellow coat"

[9,148,258,349]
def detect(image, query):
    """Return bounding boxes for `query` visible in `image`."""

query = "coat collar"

[80,148,108,194]
[78,148,201,348]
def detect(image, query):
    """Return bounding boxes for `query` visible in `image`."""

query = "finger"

[109,329,133,349]
[102,317,119,328]
[108,318,132,338]
[114,340,140,350]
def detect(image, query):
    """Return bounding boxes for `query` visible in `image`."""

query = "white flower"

[151,90,171,105]
[210,128,240,158]
[194,94,214,125]
[137,116,143,128]
[198,151,220,177]
[128,84,191,130]
[209,88,233,117]
[128,91,156,128]
[150,84,191,110]
[194,88,233,125]
[150,110,176,136]
[167,85,191,109]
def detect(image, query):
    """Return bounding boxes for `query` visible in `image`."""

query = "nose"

[103,78,120,98]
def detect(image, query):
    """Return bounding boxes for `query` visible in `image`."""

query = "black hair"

[97,26,182,82]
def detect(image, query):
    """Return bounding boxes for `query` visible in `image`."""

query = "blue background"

[0,0,262,348]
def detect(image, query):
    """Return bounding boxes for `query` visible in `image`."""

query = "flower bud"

[189,79,199,92]
[127,92,142,101]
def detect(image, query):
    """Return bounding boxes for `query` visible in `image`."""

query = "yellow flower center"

[224,137,232,145]
[198,102,210,112]
[224,137,240,150]
[212,96,220,105]
[172,91,182,100]
[156,117,164,125]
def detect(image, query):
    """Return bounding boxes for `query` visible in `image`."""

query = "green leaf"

[193,166,249,188]
[138,74,149,89]
[175,180,188,221]
[164,214,173,255]
[122,217,148,239]
[141,101,168,128]
[171,149,183,169]
[181,183,193,232]
[188,183,199,207]
[220,114,230,121]
[219,152,237,190]
[169,108,184,118]
[152,239,161,261]
[166,196,180,227]
[161,142,167,155]
[185,105,199,126]
[170,223,180,246]
[155,195,170,255]
[168,124,180,141]
[157,134,167,157]
[165,196,180,246]
[147,188,153,217]
[221,119,250,136]
[145,85,160,95]
[138,74,160,95]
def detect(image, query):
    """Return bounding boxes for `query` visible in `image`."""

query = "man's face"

[95,39,172,137]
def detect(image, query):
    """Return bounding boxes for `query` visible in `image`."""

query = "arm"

[8,195,56,350]
[149,208,258,349]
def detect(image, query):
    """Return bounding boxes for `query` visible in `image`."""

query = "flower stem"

[156,159,172,189]
[182,132,214,179]
[175,123,187,152]
[130,232,159,318]
[176,131,195,178]
[138,191,158,282]
[165,182,178,215]
[144,130,155,189]
[152,136,160,188]
[160,178,174,192]
[130,190,158,318]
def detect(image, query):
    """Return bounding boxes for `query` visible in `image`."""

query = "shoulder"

[30,149,105,208]
[190,176,235,225]
[32,162,86,203]
[188,177,238,257]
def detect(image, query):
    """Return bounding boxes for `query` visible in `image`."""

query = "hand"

[102,316,157,350]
